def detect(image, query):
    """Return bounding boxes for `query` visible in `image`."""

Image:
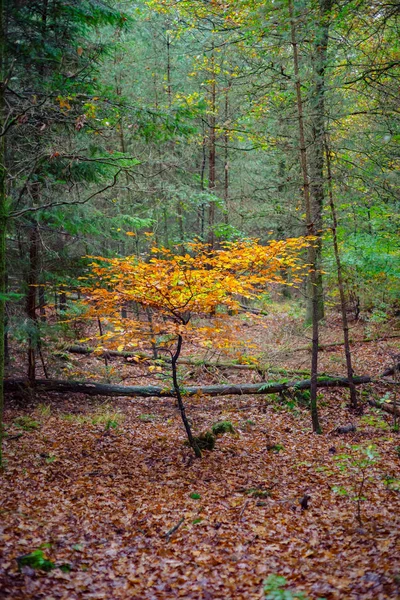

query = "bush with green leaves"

[332,444,380,525]
[17,550,55,572]
[263,574,326,600]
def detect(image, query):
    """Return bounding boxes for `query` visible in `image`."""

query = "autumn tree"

[83,237,310,457]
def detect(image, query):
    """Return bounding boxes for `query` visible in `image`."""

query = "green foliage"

[212,421,235,435]
[213,223,243,241]
[325,230,400,311]
[139,414,157,422]
[292,389,311,406]
[17,550,55,572]
[263,574,325,600]
[245,488,271,498]
[383,475,400,493]
[267,444,285,453]
[361,414,389,430]
[62,407,124,429]
[190,492,201,500]
[332,445,380,524]
[14,416,40,432]
[36,404,52,419]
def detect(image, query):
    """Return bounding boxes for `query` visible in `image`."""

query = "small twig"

[356,469,367,527]
[163,517,184,541]
[239,499,251,520]
[4,433,23,441]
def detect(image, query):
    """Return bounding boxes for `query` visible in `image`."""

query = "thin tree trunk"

[166,32,172,107]
[208,46,216,247]
[4,271,8,365]
[26,219,39,383]
[200,130,207,239]
[305,0,332,323]
[325,138,358,409]
[223,83,231,223]
[97,317,109,378]
[38,284,46,322]
[171,334,201,458]
[59,291,67,312]
[289,0,321,433]
[146,307,158,360]
[0,0,6,466]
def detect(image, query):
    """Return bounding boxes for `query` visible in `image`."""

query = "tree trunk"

[4,374,375,398]
[325,138,358,409]
[59,291,67,312]
[207,46,217,248]
[305,0,332,323]
[38,284,46,322]
[65,344,316,376]
[26,219,39,383]
[171,334,201,458]
[307,0,332,320]
[199,129,207,239]
[289,0,321,433]
[223,83,231,223]
[0,0,6,466]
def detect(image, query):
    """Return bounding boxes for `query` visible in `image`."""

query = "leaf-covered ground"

[1,311,400,599]
[2,391,400,599]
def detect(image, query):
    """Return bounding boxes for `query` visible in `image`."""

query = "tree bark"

[199,128,207,239]
[223,83,231,223]
[65,344,321,376]
[207,45,217,248]
[171,334,201,457]
[325,138,358,409]
[305,0,332,323]
[4,374,374,398]
[26,218,39,383]
[0,0,6,466]
[289,0,321,433]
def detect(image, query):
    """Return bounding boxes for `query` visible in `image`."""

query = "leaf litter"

[1,315,400,599]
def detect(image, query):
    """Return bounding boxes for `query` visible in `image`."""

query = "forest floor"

[1,305,400,599]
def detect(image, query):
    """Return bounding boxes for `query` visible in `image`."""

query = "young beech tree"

[82,237,311,457]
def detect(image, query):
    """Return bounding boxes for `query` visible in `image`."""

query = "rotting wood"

[64,345,312,376]
[4,375,373,398]
[368,399,400,416]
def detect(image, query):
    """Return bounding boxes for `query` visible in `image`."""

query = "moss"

[212,420,235,435]
[14,416,40,431]
[192,431,216,451]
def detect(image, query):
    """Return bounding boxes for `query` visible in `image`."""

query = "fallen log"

[368,399,400,416]
[290,335,400,353]
[381,362,400,378]
[4,375,373,399]
[64,345,312,377]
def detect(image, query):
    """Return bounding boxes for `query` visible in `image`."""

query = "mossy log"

[5,375,372,399]
[64,345,311,376]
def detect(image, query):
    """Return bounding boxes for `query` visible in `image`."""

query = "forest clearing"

[0,0,399,599]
